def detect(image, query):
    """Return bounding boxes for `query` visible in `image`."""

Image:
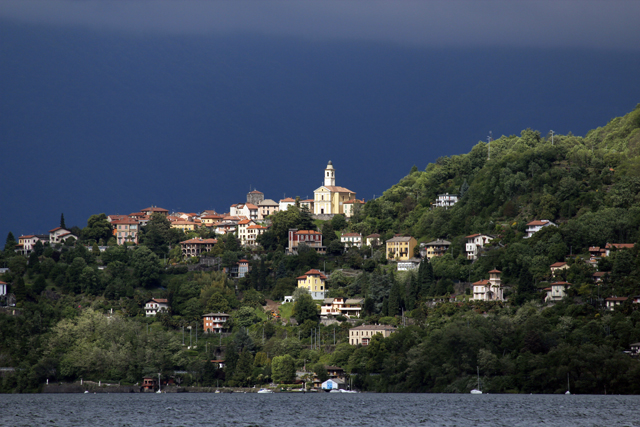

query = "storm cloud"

[1,0,639,50]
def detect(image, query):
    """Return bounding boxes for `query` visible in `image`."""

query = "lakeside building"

[313,161,356,216]
[349,324,397,346]
[472,270,504,301]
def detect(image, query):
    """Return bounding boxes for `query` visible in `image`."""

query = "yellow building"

[386,236,417,261]
[313,161,356,215]
[171,220,197,232]
[297,269,327,300]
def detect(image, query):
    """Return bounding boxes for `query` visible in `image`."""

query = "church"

[313,161,357,216]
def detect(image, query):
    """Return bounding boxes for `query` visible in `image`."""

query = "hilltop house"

[386,236,417,261]
[320,297,363,318]
[202,313,230,333]
[465,234,493,260]
[180,238,217,258]
[340,232,362,248]
[525,220,556,238]
[550,262,569,276]
[112,217,139,245]
[472,270,504,301]
[545,281,571,302]
[422,239,451,259]
[433,193,458,209]
[349,324,397,346]
[297,269,327,300]
[288,229,325,254]
[145,298,169,317]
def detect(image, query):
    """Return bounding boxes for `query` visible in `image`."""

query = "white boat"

[257,388,274,393]
[471,366,482,394]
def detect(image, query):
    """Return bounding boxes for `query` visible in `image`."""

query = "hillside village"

[2,106,640,394]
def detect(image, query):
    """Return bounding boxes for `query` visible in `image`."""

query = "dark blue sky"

[1,1,640,240]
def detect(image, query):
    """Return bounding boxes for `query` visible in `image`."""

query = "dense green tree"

[82,213,113,243]
[293,293,319,324]
[131,246,161,288]
[271,354,296,384]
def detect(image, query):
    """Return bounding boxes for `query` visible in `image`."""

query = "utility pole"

[550,130,555,146]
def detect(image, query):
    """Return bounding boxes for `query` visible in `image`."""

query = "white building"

[397,258,421,271]
[320,297,363,318]
[472,269,504,301]
[433,193,458,209]
[349,324,397,346]
[145,298,169,317]
[545,281,570,303]
[279,197,296,212]
[525,220,556,238]
[340,233,362,248]
[465,234,494,260]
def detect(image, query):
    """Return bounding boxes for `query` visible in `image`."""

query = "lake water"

[2,393,639,427]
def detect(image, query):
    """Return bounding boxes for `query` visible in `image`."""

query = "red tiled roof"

[112,218,138,225]
[295,230,321,235]
[473,280,490,285]
[488,269,501,273]
[280,197,295,202]
[343,198,364,204]
[605,243,635,250]
[527,220,552,226]
[180,238,217,244]
[550,262,567,268]
[142,207,169,212]
[303,269,327,279]
[466,233,481,238]
[238,259,249,263]
[550,281,571,286]
[245,203,258,210]
[238,219,253,225]
[323,186,355,193]
[247,224,267,229]
[49,227,64,233]
[19,235,35,239]
[149,298,168,303]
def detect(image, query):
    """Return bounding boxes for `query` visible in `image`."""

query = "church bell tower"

[324,161,335,187]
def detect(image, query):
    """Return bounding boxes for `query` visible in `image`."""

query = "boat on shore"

[257,388,274,394]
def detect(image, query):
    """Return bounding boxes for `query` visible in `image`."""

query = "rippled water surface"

[2,393,639,427]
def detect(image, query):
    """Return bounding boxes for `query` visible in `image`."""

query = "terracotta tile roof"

[19,235,35,239]
[527,220,552,226]
[49,227,64,233]
[466,233,481,238]
[129,212,145,216]
[341,233,362,237]
[238,259,249,263]
[280,197,295,202]
[245,203,258,210]
[249,190,263,194]
[148,298,168,303]
[142,207,169,212]
[473,279,490,285]
[605,243,635,250]
[247,224,267,229]
[605,297,628,302]
[366,233,380,238]
[550,281,571,286]
[343,198,364,204]
[295,230,321,235]
[238,219,253,225]
[550,262,567,268]
[488,269,501,273]
[323,186,355,193]
[303,269,327,279]
[180,238,217,244]
[202,214,224,219]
